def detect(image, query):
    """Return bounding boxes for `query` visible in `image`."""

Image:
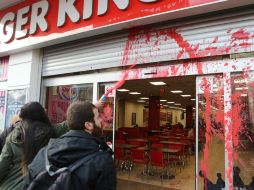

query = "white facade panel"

[7,50,42,100]
[9,51,33,66]
[42,9,254,76]
[8,51,32,88]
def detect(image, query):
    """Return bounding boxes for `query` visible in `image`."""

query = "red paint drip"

[102,29,142,98]
[202,77,212,183]
[165,29,196,58]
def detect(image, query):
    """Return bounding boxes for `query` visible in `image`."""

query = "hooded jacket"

[26,130,116,190]
[0,121,54,190]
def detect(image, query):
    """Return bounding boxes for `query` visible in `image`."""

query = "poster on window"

[0,56,8,81]
[0,90,6,131]
[5,89,27,128]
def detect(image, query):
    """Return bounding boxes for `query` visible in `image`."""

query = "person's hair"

[20,102,54,175]
[67,101,96,130]
[19,102,51,125]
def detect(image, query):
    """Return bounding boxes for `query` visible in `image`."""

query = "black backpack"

[26,149,100,190]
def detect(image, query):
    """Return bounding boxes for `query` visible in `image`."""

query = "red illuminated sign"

[0,0,221,52]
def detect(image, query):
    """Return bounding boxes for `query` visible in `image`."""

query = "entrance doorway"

[114,76,196,190]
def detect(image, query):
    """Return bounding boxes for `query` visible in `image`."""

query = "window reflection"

[197,75,225,190]
[46,84,93,124]
[231,72,254,189]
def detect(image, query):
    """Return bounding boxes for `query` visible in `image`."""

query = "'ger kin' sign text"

[0,0,159,44]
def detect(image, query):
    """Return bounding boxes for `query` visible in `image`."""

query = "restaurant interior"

[112,76,197,190]
[112,74,254,190]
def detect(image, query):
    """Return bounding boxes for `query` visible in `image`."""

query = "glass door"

[196,75,225,190]
[98,83,116,148]
[230,72,254,189]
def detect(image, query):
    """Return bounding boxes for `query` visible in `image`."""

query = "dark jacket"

[53,121,69,137]
[0,121,53,190]
[25,130,116,190]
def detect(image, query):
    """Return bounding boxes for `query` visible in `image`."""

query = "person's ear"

[84,122,93,133]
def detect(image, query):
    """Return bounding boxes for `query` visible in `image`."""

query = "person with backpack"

[25,101,116,190]
[0,102,55,190]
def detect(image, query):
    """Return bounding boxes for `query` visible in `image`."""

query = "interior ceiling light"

[235,87,243,91]
[160,99,167,102]
[149,81,166,86]
[137,100,145,103]
[174,103,181,105]
[181,95,191,97]
[169,106,180,109]
[171,90,183,93]
[191,99,196,101]
[129,92,141,95]
[234,78,248,84]
[167,102,175,104]
[235,87,248,91]
[140,97,149,100]
[117,89,130,92]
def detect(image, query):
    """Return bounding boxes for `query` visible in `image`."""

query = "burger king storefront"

[1,0,254,189]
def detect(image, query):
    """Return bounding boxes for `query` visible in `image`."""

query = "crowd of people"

[0,101,116,190]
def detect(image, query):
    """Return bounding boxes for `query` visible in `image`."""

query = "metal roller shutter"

[42,9,254,76]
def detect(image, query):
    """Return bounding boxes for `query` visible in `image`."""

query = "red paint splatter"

[213,36,218,43]
[201,77,213,182]
[232,65,237,70]
[164,29,196,58]
[231,91,243,147]
[231,29,251,42]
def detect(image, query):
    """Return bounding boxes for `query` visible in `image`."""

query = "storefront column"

[28,50,43,101]
[93,82,98,103]
[223,72,233,190]
[148,96,160,130]
[185,106,193,128]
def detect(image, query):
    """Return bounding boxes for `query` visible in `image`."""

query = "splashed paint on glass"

[98,24,254,189]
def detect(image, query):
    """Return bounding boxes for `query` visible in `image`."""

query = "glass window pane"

[98,83,115,143]
[46,84,93,124]
[197,75,225,190]
[231,72,254,189]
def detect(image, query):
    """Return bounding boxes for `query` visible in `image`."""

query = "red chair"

[116,131,125,140]
[127,140,142,147]
[150,150,169,185]
[129,148,149,175]
[114,146,128,170]
[168,143,185,172]
[151,143,164,149]
[148,136,159,143]
[115,139,125,145]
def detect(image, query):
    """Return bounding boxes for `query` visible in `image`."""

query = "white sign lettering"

[0,0,49,43]
[16,6,30,39]
[57,0,80,27]
[0,0,160,43]
[30,0,49,34]
[0,12,15,43]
